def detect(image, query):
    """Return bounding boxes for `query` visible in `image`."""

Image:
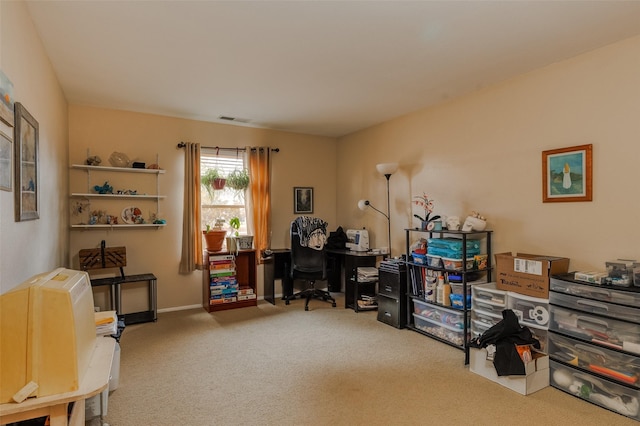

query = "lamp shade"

[376,162,399,176]
[357,199,369,211]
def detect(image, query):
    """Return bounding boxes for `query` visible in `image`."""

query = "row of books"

[210,254,238,304]
[210,286,256,304]
[208,253,257,305]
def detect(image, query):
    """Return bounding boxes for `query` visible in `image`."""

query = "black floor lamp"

[358,162,398,257]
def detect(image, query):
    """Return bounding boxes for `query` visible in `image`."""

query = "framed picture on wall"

[0,130,11,191]
[14,102,39,221]
[293,187,313,214]
[542,144,592,203]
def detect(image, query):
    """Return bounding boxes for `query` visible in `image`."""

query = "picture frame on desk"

[293,186,313,214]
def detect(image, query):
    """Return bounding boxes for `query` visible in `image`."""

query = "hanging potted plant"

[203,219,227,252]
[226,169,250,192]
[201,168,226,198]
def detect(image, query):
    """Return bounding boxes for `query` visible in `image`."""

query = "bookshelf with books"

[203,249,257,312]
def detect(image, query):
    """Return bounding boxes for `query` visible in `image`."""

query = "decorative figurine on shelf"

[462,211,487,232]
[413,193,441,231]
[86,155,102,166]
[150,213,166,225]
[71,200,90,216]
[93,181,113,194]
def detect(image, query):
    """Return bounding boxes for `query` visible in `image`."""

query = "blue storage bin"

[427,238,481,251]
[427,246,481,258]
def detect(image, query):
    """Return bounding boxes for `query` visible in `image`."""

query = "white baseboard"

[157,295,277,314]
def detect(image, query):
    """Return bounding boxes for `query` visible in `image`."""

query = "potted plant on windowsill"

[203,219,227,252]
[226,216,253,253]
[201,168,226,199]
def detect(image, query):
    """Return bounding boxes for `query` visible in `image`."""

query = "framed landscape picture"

[14,102,39,221]
[293,187,313,214]
[542,144,592,203]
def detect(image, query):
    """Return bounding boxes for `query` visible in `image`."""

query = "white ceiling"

[26,1,640,138]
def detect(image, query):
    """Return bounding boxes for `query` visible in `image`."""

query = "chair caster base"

[332,302,337,308]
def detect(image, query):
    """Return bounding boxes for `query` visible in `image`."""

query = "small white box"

[469,347,549,395]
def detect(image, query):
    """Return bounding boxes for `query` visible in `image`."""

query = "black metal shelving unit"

[404,228,493,365]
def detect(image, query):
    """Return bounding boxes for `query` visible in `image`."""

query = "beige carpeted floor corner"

[103,295,636,426]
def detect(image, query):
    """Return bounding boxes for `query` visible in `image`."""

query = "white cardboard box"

[469,347,549,395]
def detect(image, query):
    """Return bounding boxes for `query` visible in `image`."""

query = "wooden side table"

[0,337,116,426]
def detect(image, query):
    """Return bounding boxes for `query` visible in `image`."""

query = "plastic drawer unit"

[550,276,640,308]
[549,332,640,389]
[550,360,639,420]
[550,291,640,324]
[472,282,507,306]
[549,273,640,421]
[412,312,468,347]
[413,299,467,330]
[507,292,550,328]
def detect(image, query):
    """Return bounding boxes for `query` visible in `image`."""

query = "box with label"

[494,252,570,298]
[469,347,549,395]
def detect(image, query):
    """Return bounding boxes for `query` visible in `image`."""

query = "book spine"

[209,254,235,262]
[237,294,257,301]
[210,270,236,277]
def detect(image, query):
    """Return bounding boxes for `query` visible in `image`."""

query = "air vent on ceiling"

[218,115,250,123]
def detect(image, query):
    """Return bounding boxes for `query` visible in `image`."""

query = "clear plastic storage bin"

[472,282,507,306]
[550,360,640,420]
[412,313,468,347]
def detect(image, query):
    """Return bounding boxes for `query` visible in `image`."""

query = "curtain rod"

[176,142,279,152]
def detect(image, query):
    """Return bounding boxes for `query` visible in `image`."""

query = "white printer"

[345,229,369,252]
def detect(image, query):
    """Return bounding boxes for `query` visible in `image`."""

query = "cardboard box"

[469,347,549,395]
[495,252,570,298]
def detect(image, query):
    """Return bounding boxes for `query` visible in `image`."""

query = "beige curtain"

[179,142,203,273]
[249,147,272,263]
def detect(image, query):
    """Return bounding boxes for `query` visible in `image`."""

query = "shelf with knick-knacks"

[69,159,167,229]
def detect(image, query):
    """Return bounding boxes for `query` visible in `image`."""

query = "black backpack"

[326,226,348,250]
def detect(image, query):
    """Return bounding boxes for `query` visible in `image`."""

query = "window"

[200,149,248,235]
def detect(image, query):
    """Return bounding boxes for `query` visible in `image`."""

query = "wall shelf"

[71,164,165,174]
[71,193,166,200]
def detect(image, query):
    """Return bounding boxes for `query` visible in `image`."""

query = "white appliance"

[346,229,369,252]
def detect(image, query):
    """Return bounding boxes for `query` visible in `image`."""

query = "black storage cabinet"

[377,260,407,328]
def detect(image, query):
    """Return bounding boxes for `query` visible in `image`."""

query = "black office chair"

[285,216,337,311]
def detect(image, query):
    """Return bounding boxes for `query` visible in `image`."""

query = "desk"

[326,249,385,311]
[263,248,384,306]
[0,337,115,426]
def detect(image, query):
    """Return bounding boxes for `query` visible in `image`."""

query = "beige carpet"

[104,295,636,425]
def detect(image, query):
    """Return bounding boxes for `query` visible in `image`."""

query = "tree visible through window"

[201,149,247,235]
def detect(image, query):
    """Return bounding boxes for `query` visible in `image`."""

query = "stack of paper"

[95,310,117,336]
[357,267,379,282]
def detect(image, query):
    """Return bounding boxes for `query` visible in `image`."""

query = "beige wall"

[68,106,337,311]
[338,35,640,272]
[3,1,639,308]
[0,1,69,293]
